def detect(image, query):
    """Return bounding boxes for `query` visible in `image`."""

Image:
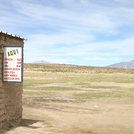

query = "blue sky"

[1,0,134,66]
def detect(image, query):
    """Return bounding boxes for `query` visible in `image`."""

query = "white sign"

[3,46,23,82]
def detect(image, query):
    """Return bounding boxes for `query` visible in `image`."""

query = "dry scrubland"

[3,64,134,134]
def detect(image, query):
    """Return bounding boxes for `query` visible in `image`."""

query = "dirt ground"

[1,69,134,134]
[2,93,134,134]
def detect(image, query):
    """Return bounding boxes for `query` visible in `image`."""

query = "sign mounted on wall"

[3,46,23,82]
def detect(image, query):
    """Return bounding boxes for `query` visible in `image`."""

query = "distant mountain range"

[107,60,134,69]
[31,60,134,69]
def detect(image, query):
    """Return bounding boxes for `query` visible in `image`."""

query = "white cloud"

[24,36,134,62]
[80,0,88,4]
[85,57,121,61]
[1,0,133,36]
[9,0,123,35]
[26,32,94,47]
[1,0,134,65]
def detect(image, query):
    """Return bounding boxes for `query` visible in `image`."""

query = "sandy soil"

[1,70,134,134]
[2,94,134,134]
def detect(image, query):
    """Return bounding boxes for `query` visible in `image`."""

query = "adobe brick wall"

[0,34,24,129]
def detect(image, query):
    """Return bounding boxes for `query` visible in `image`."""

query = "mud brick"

[0,110,4,117]
[0,83,2,87]
[0,116,5,122]
[0,32,24,129]
[0,99,3,104]
[0,94,4,99]
[0,69,2,73]
[0,104,5,109]
[0,65,2,70]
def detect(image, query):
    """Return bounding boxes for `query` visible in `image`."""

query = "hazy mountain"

[130,60,134,63]
[107,59,134,69]
[31,60,51,64]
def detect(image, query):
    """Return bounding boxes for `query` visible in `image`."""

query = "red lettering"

[4,68,12,70]
[4,58,13,61]
[4,65,8,67]
[17,62,21,64]
[4,62,8,64]
[16,65,21,67]
[13,68,20,71]
[5,77,11,80]
[10,74,17,77]
[10,71,15,73]
[4,74,9,77]
[4,71,9,73]
[15,78,20,80]
[17,59,21,61]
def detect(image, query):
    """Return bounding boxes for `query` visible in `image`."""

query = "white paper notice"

[3,46,23,82]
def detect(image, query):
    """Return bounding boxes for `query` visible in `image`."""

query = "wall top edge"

[0,31,27,41]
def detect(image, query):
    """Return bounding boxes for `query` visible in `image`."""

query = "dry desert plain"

[1,64,134,134]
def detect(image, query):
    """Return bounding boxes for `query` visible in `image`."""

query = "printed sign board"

[3,46,23,82]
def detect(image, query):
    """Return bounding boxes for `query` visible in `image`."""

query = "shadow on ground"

[0,119,41,134]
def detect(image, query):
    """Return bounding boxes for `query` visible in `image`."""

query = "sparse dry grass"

[16,63,134,134]
[24,63,134,74]
[23,63,134,99]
